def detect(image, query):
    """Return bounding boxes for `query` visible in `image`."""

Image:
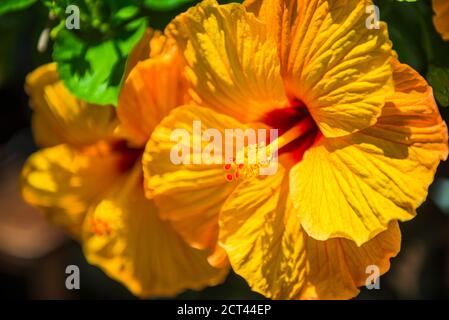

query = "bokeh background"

[1,0,449,299]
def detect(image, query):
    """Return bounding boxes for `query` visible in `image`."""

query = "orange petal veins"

[244,0,280,37]
[82,161,227,298]
[263,0,394,138]
[289,60,448,245]
[166,0,288,124]
[118,33,188,147]
[433,0,449,41]
[25,63,118,148]
[142,105,242,252]
[219,169,400,300]
[124,28,175,77]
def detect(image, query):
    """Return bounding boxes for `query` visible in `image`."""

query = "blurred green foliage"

[428,66,449,107]
[0,0,37,15]
[45,1,150,105]
[144,0,196,10]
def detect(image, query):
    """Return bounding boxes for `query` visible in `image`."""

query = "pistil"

[270,116,316,151]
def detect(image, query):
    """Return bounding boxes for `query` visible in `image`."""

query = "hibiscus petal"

[20,144,126,238]
[143,105,242,250]
[167,0,287,124]
[82,162,227,298]
[264,0,394,137]
[118,34,188,147]
[219,169,400,299]
[289,61,448,245]
[124,28,173,77]
[433,0,449,41]
[243,0,279,34]
[25,63,118,148]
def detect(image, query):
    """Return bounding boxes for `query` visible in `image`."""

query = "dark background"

[1,0,448,299]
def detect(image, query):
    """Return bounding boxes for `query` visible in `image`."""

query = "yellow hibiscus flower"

[20,30,227,298]
[143,0,448,299]
[433,0,449,41]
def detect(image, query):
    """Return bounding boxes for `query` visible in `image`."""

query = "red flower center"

[262,100,321,163]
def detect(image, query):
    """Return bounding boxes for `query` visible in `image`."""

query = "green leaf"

[427,66,449,107]
[143,0,195,10]
[113,6,140,21]
[0,0,36,15]
[53,17,147,106]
